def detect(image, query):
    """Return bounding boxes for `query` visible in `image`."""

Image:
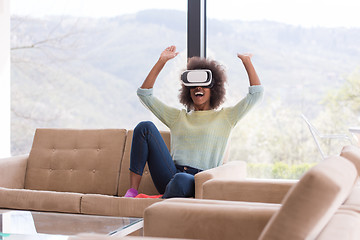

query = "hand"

[237,53,261,86]
[159,45,179,62]
[237,53,253,63]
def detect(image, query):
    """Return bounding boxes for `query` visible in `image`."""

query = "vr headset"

[181,69,213,88]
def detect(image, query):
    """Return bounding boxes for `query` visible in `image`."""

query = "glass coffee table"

[0,210,143,239]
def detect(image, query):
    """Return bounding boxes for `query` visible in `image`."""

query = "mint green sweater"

[137,85,264,170]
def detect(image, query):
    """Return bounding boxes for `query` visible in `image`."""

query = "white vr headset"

[181,69,213,88]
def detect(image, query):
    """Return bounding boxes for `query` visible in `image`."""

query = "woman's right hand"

[159,45,179,62]
[141,46,179,89]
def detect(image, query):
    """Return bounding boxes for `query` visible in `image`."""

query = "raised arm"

[141,45,179,89]
[237,53,261,86]
[223,53,264,127]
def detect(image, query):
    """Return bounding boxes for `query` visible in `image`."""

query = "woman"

[125,45,263,198]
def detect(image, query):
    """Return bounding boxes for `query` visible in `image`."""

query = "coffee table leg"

[111,220,144,237]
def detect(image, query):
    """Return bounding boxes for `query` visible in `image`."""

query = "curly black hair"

[179,57,227,110]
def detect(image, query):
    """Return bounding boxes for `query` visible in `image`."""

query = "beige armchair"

[144,154,360,240]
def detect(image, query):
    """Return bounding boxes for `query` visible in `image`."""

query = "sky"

[11,0,360,28]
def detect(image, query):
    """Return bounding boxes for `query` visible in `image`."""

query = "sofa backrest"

[117,130,171,196]
[259,156,358,240]
[24,128,127,195]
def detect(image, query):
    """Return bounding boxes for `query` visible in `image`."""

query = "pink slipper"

[124,188,138,198]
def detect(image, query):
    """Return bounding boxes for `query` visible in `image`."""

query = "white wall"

[0,0,11,157]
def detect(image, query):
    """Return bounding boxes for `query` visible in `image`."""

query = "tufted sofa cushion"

[24,129,127,195]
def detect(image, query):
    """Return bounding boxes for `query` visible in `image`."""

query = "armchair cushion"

[203,178,296,203]
[144,198,279,240]
[316,210,360,240]
[341,186,360,213]
[259,156,357,240]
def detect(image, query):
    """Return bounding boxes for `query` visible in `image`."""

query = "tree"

[322,69,360,115]
[310,69,360,157]
[10,16,85,155]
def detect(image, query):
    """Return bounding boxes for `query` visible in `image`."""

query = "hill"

[10,9,360,155]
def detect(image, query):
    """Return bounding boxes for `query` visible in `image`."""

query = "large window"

[207,0,360,178]
[10,0,187,154]
[10,0,360,179]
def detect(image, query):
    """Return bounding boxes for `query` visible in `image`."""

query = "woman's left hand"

[237,53,261,86]
[237,53,253,63]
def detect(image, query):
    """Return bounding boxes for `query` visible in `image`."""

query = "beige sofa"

[144,147,360,240]
[0,128,246,218]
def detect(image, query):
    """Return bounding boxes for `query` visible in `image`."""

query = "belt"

[175,164,203,175]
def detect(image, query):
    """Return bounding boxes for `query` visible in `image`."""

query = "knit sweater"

[137,85,264,170]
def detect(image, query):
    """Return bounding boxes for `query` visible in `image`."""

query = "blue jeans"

[129,121,202,198]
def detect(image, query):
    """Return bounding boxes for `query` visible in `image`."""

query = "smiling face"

[190,87,211,111]
[179,57,227,111]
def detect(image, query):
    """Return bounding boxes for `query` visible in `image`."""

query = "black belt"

[175,164,203,175]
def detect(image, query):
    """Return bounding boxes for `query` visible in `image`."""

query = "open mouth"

[194,91,204,97]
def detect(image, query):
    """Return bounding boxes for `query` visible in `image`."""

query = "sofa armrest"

[0,154,28,188]
[194,160,246,199]
[202,178,297,203]
[144,198,279,240]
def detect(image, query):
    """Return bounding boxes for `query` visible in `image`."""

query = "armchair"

[144,155,359,240]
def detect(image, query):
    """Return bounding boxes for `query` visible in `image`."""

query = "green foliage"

[246,163,273,179]
[322,69,360,114]
[312,69,360,156]
[240,68,360,179]
[247,162,317,179]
